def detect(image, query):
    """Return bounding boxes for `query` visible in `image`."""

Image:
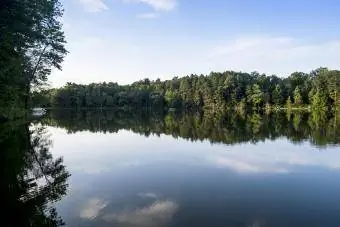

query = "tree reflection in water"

[44,109,339,147]
[0,121,70,227]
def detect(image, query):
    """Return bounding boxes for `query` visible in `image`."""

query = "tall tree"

[0,0,67,119]
[272,84,282,105]
[311,91,327,110]
[326,70,340,109]
[251,84,264,108]
[23,0,67,107]
[286,96,292,110]
[293,86,303,105]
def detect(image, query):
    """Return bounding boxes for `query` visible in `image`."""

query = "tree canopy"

[36,68,339,112]
[0,0,67,120]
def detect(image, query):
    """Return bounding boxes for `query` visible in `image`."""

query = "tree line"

[43,109,340,147]
[34,68,340,111]
[0,0,67,120]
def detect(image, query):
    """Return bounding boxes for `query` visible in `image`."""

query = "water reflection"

[4,110,340,227]
[102,200,178,227]
[44,109,339,147]
[0,120,70,226]
[40,110,340,227]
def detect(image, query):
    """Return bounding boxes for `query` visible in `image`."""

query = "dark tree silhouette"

[0,121,70,227]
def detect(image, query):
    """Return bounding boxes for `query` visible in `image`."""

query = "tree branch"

[29,44,49,84]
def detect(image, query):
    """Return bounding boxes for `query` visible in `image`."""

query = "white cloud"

[76,0,177,12]
[51,35,340,86]
[137,12,159,19]
[123,0,177,11]
[49,127,192,173]
[212,156,289,174]
[80,198,108,219]
[208,140,340,174]
[137,192,158,198]
[77,0,109,12]
[50,126,340,176]
[210,36,340,76]
[102,200,178,226]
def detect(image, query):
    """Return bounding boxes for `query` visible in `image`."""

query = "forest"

[34,68,340,111]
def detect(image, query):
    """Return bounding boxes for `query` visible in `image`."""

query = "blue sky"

[51,0,340,86]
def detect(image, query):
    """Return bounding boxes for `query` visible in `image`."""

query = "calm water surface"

[2,110,340,226]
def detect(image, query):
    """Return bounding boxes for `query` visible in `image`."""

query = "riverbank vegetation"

[34,68,339,112]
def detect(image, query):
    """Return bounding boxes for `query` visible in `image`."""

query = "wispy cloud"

[123,0,178,11]
[210,36,340,76]
[80,198,108,219]
[208,140,340,174]
[212,155,289,174]
[137,192,158,198]
[102,200,178,226]
[137,12,159,19]
[77,0,109,12]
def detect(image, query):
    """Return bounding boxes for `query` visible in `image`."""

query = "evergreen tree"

[293,86,303,105]
[272,84,282,105]
[251,84,264,108]
[286,96,292,110]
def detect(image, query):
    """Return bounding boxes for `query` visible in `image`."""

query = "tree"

[286,96,292,110]
[272,84,282,105]
[23,0,67,107]
[293,86,303,105]
[327,70,340,109]
[245,85,253,105]
[165,90,175,104]
[311,91,327,110]
[0,0,67,119]
[251,84,264,108]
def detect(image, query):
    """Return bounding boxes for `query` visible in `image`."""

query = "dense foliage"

[37,68,339,111]
[43,109,340,147]
[0,0,67,120]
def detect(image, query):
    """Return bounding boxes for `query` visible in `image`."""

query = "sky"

[50,0,340,87]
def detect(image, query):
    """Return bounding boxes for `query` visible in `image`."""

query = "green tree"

[286,96,292,110]
[293,86,303,105]
[165,90,175,104]
[22,0,67,107]
[311,91,327,110]
[272,84,282,105]
[0,0,67,119]
[251,84,264,108]
[327,70,340,109]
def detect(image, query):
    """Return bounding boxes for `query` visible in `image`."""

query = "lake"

[2,109,340,227]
